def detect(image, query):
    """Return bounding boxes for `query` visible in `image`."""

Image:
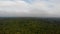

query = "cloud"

[30,0,60,17]
[0,1,31,17]
[0,0,60,17]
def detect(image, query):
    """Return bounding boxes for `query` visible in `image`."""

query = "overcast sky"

[0,0,60,17]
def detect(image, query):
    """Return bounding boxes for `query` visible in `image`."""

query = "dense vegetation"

[0,17,60,34]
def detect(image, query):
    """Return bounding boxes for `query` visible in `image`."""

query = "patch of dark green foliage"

[0,17,60,34]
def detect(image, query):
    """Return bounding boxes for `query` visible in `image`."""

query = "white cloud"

[0,1,31,17]
[0,0,60,17]
[28,0,60,17]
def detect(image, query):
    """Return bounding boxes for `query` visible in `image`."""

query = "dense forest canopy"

[0,17,60,34]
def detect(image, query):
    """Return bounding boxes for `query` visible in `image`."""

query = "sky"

[0,0,60,17]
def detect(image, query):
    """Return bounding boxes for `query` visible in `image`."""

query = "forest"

[0,17,60,34]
